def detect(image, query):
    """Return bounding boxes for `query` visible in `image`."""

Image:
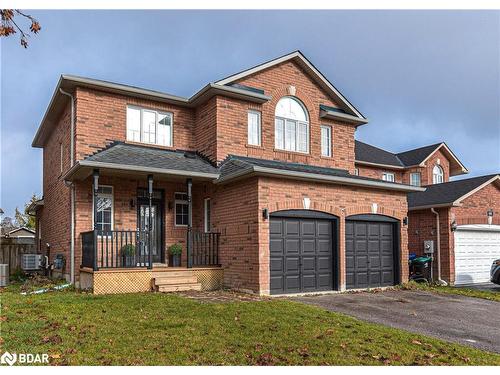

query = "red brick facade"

[36,55,414,293]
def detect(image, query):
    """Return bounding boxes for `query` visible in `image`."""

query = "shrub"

[121,243,136,256]
[169,243,182,256]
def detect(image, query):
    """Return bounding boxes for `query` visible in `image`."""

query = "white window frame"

[433,165,444,184]
[320,125,332,157]
[247,110,261,146]
[92,185,114,233]
[204,198,211,233]
[382,172,395,182]
[174,192,189,227]
[410,172,421,187]
[274,97,309,154]
[126,105,173,147]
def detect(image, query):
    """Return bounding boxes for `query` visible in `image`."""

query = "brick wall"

[39,103,72,279]
[74,88,196,160]
[451,181,500,225]
[257,177,409,294]
[216,60,357,172]
[419,148,450,185]
[357,165,404,183]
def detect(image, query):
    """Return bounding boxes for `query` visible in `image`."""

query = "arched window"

[275,97,309,153]
[433,165,444,184]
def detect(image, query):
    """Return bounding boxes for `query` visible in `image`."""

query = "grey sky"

[1,10,499,217]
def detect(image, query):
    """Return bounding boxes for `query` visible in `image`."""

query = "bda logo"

[1,351,17,366]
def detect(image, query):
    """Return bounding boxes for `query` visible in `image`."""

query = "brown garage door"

[345,217,398,289]
[270,212,336,295]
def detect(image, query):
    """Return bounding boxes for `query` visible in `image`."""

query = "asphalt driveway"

[292,290,500,353]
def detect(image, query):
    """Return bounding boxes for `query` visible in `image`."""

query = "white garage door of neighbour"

[454,225,500,285]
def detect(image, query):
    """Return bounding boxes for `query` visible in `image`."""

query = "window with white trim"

[275,97,309,153]
[93,186,113,232]
[247,110,261,146]
[174,192,188,226]
[433,165,444,184]
[126,106,173,147]
[204,198,211,232]
[321,125,332,157]
[410,172,421,187]
[382,172,395,182]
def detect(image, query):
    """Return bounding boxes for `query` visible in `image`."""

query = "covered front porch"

[63,142,223,293]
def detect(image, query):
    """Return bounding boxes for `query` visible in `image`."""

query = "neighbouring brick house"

[31,51,425,295]
[354,141,500,285]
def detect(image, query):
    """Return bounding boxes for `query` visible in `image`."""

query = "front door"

[137,190,164,264]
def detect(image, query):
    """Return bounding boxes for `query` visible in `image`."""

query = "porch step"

[157,283,202,293]
[152,270,195,278]
[154,276,198,285]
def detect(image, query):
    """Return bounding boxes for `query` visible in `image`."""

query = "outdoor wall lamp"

[147,174,154,195]
[129,199,135,209]
[403,217,408,226]
[263,208,269,220]
[450,221,458,232]
[92,169,99,192]
[487,208,494,225]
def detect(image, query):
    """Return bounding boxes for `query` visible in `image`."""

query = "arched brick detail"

[267,85,318,120]
[344,205,403,220]
[270,199,343,218]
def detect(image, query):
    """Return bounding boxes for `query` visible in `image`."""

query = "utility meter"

[423,240,434,254]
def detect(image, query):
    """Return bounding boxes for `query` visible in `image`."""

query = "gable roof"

[217,155,424,192]
[355,140,404,168]
[7,227,36,237]
[63,142,219,181]
[215,50,366,120]
[355,140,468,176]
[408,174,500,210]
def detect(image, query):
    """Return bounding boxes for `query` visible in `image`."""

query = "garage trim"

[345,214,401,287]
[270,209,340,292]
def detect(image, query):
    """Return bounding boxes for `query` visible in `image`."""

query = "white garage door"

[454,225,500,285]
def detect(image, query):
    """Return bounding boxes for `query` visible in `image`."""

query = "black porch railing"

[81,230,151,270]
[188,231,221,267]
[82,229,220,270]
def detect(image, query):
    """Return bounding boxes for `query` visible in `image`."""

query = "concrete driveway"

[292,290,500,353]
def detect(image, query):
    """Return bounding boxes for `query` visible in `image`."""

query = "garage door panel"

[270,216,335,294]
[454,226,500,285]
[270,239,283,254]
[346,219,396,290]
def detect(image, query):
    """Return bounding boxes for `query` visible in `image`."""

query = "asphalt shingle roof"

[85,142,219,175]
[407,174,499,208]
[355,140,403,167]
[396,143,442,166]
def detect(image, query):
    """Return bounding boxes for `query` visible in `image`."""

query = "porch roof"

[216,155,425,192]
[64,142,220,181]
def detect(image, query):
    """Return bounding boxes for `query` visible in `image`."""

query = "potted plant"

[121,243,136,267]
[169,243,182,267]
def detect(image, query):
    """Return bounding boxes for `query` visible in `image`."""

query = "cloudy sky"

[1,10,499,217]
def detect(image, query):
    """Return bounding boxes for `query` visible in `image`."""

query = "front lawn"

[400,282,500,302]
[1,286,499,365]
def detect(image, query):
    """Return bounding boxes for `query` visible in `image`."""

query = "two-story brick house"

[31,51,425,295]
[354,140,500,285]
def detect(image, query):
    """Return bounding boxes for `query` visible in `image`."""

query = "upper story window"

[275,97,309,153]
[247,110,261,146]
[382,172,395,182]
[320,125,332,157]
[126,106,173,147]
[432,165,444,184]
[410,172,421,187]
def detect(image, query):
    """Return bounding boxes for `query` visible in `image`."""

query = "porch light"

[148,174,154,195]
[92,169,99,192]
[487,209,494,217]
[263,208,269,220]
[450,221,458,232]
[403,217,408,226]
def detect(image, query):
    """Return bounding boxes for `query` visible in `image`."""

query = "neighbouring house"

[3,227,36,239]
[354,141,500,285]
[31,51,424,295]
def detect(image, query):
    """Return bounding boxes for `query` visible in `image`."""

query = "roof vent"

[184,151,197,159]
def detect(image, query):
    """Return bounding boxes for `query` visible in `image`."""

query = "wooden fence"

[0,237,37,274]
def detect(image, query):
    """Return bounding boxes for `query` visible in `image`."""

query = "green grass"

[400,282,500,302]
[1,286,499,365]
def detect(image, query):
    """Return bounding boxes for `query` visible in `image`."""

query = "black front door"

[137,190,164,264]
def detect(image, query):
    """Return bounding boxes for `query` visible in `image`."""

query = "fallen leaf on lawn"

[411,339,422,345]
[0,316,7,322]
[50,353,61,359]
[340,343,347,349]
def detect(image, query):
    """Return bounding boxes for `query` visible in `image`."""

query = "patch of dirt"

[20,274,64,293]
[175,289,269,303]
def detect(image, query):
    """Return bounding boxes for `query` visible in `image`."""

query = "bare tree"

[0,9,41,48]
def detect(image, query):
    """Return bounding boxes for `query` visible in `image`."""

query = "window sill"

[273,148,310,156]
[320,155,333,160]
[125,141,175,151]
[246,144,264,150]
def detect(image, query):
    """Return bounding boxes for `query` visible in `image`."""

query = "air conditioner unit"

[21,254,43,271]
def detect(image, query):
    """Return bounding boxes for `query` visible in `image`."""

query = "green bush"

[121,243,135,256]
[168,243,182,256]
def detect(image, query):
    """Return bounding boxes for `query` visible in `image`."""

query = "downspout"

[60,88,75,285]
[430,208,448,286]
